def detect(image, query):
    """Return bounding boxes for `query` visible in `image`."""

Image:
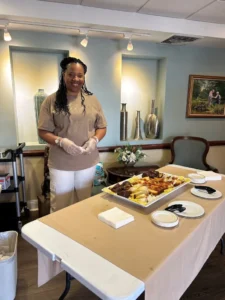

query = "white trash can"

[0,231,18,300]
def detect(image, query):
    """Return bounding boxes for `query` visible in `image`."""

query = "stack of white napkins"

[197,171,222,181]
[98,207,134,229]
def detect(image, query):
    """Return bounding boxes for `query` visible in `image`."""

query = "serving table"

[22,164,225,300]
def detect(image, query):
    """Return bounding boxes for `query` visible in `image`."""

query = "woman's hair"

[55,57,93,114]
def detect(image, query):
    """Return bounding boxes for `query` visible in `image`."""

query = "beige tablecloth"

[39,165,225,299]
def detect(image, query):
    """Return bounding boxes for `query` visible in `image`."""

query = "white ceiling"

[39,0,82,3]
[39,0,225,24]
[81,0,148,12]
[1,0,225,48]
[188,1,225,24]
[139,0,215,19]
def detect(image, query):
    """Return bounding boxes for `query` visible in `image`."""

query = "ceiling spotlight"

[123,33,134,51]
[127,39,133,51]
[80,33,88,48]
[4,25,12,42]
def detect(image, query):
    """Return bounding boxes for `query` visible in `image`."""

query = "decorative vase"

[34,89,47,144]
[133,110,143,140]
[154,107,160,138]
[120,103,128,141]
[145,99,159,139]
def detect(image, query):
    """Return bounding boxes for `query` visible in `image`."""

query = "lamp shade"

[4,28,12,42]
[80,37,88,47]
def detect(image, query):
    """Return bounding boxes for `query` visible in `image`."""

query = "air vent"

[161,35,201,45]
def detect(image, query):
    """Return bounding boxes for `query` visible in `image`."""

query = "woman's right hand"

[60,138,84,156]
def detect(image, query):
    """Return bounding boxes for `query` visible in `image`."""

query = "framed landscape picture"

[186,75,225,118]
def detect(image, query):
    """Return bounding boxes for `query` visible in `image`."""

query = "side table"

[106,165,159,185]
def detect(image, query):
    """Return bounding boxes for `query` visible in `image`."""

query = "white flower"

[126,155,131,162]
[115,144,146,164]
[122,155,127,162]
[130,153,136,162]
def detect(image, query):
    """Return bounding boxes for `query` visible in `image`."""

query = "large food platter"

[102,170,191,208]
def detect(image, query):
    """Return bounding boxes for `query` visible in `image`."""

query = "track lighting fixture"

[80,28,89,48]
[127,39,133,51]
[80,34,88,47]
[0,20,152,48]
[124,33,134,51]
[4,25,12,42]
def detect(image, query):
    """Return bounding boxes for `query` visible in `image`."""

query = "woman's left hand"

[83,137,97,154]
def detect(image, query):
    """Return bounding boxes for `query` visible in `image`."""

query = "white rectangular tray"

[102,173,190,208]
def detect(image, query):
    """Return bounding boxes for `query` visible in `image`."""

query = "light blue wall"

[0,41,17,147]
[0,30,225,148]
[163,48,225,141]
[156,58,167,137]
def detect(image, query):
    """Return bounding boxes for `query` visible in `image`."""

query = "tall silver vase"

[145,99,159,138]
[120,103,128,141]
[34,89,47,144]
[133,110,143,140]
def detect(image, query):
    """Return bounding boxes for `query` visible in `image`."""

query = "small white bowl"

[188,173,206,184]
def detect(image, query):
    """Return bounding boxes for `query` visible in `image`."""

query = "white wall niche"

[10,46,68,147]
[121,55,166,142]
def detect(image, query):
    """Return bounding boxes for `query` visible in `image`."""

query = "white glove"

[83,137,97,154]
[60,138,84,156]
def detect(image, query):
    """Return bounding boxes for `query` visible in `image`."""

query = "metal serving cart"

[0,143,28,231]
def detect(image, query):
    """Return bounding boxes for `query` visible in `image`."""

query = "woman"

[38,57,107,212]
[215,91,221,104]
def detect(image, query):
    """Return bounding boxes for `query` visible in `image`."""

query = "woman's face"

[63,63,85,94]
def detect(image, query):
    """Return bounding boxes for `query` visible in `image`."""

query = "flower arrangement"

[114,144,146,165]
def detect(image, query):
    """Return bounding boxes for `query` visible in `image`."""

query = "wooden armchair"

[169,136,218,172]
[170,136,223,254]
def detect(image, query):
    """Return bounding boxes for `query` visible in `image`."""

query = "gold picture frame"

[186,75,225,118]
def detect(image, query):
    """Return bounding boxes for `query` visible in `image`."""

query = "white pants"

[49,166,96,213]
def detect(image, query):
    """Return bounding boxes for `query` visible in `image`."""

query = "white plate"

[151,210,179,228]
[168,200,205,218]
[191,187,222,199]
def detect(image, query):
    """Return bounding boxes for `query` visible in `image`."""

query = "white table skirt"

[22,220,144,300]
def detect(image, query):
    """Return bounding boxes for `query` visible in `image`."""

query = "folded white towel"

[197,171,222,181]
[98,207,134,229]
